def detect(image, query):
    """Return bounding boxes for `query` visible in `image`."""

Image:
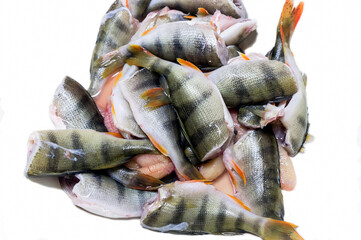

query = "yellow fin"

[197,7,209,16]
[231,159,246,187]
[148,134,168,155]
[240,53,250,61]
[141,26,157,37]
[140,87,164,100]
[177,58,202,72]
[145,98,170,108]
[113,71,123,87]
[305,134,315,143]
[226,194,251,212]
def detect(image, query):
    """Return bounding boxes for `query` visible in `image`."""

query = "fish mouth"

[59,175,80,198]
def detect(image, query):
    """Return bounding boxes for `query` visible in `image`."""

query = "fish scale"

[208,59,298,108]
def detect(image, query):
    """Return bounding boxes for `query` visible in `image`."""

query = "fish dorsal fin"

[141,26,157,37]
[226,194,251,212]
[240,53,250,61]
[177,58,202,72]
[197,7,209,16]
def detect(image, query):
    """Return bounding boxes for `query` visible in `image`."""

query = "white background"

[0,0,360,239]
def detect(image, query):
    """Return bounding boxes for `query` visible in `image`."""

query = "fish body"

[111,66,146,138]
[127,0,152,20]
[126,45,233,162]
[25,129,158,177]
[145,0,248,19]
[89,6,138,96]
[60,173,157,218]
[271,0,308,156]
[49,77,107,132]
[227,45,243,59]
[141,181,302,240]
[220,19,257,45]
[121,68,203,179]
[92,21,228,82]
[208,59,298,107]
[223,130,284,220]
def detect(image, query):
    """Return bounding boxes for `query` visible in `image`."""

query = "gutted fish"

[126,45,233,162]
[92,21,229,82]
[25,129,158,177]
[208,59,298,108]
[278,141,297,191]
[60,173,157,218]
[121,68,203,180]
[229,108,248,142]
[108,167,164,190]
[223,130,284,220]
[272,0,308,157]
[199,156,225,181]
[49,76,107,132]
[89,6,138,96]
[141,181,302,239]
[125,154,175,179]
[145,0,248,19]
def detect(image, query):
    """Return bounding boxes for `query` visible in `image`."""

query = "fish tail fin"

[261,219,303,240]
[278,0,304,47]
[91,47,127,82]
[126,45,158,70]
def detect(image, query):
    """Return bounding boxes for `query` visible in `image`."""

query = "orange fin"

[231,159,246,186]
[141,26,157,37]
[227,169,239,190]
[177,58,202,72]
[113,71,123,87]
[278,0,304,45]
[204,72,211,77]
[105,132,124,138]
[226,194,251,212]
[148,134,168,155]
[240,53,250,61]
[197,7,209,16]
[144,97,170,108]
[140,87,164,100]
[111,101,116,116]
[183,179,213,185]
[125,0,129,8]
[184,15,196,19]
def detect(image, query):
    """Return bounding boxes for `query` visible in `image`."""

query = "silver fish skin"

[126,45,234,162]
[223,130,284,220]
[49,76,107,132]
[107,0,124,13]
[111,65,146,138]
[220,19,257,46]
[141,181,302,240]
[145,0,248,19]
[121,68,203,179]
[59,173,157,218]
[89,6,138,96]
[271,0,308,157]
[108,166,164,190]
[127,0,152,20]
[237,105,267,129]
[92,21,228,82]
[208,59,298,108]
[25,129,158,177]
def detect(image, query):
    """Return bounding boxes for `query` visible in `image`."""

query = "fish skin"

[141,181,302,240]
[107,0,124,13]
[126,45,233,162]
[227,45,243,59]
[92,21,228,82]
[89,6,138,96]
[208,59,298,108]
[108,166,164,190]
[237,105,267,129]
[269,0,308,157]
[49,76,107,132]
[121,68,203,179]
[223,130,285,220]
[220,19,257,46]
[127,0,152,20]
[59,173,157,218]
[25,129,158,177]
[145,0,248,19]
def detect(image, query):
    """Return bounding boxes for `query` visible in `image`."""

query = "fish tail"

[126,45,159,70]
[278,0,304,47]
[261,219,303,240]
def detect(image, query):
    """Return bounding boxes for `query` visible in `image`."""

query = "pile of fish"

[25,0,310,239]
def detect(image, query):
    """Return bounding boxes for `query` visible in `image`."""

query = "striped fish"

[60,173,157,218]
[223,130,285,220]
[121,68,203,179]
[208,59,298,108]
[126,0,152,20]
[49,76,107,132]
[92,21,229,84]
[141,181,303,240]
[108,166,164,190]
[126,45,233,162]
[89,5,138,96]
[145,0,248,19]
[270,0,308,157]
[25,129,158,177]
